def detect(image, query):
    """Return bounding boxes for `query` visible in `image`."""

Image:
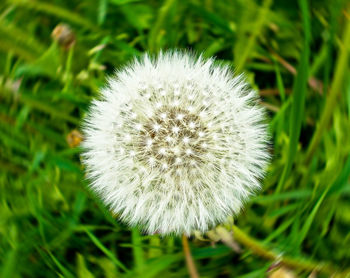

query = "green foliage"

[0,0,349,277]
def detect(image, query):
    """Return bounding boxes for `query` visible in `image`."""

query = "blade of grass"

[347,77,350,119]
[9,0,98,30]
[131,228,145,270]
[273,60,288,144]
[125,253,182,278]
[306,5,350,163]
[46,249,75,278]
[328,155,350,195]
[189,3,234,34]
[76,253,95,278]
[0,249,18,278]
[148,0,176,52]
[0,38,38,61]
[276,0,311,192]
[232,225,346,276]
[268,203,301,218]
[295,185,331,248]
[148,234,162,258]
[191,245,231,259]
[251,189,311,204]
[97,0,108,25]
[263,218,295,244]
[84,229,129,273]
[0,23,44,59]
[63,44,75,92]
[234,0,272,73]
[19,93,80,125]
[275,61,286,103]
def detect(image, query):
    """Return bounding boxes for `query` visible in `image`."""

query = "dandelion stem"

[232,225,348,277]
[182,234,200,278]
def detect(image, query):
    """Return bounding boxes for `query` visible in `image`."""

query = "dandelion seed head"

[82,51,270,235]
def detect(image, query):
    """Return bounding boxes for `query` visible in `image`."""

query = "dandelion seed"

[145,138,153,147]
[172,126,180,134]
[153,123,161,132]
[166,135,173,143]
[172,146,181,156]
[82,51,270,235]
[188,122,196,129]
[135,123,142,131]
[175,157,182,164]
[148,157,156,166]
[172,100,180,107]
[176,113,185,120]
[183,137,190,144]
[159,147,167,155]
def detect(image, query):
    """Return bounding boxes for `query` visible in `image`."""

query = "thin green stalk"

[167,236,175,254]
[0,23,45,56]
[235,0,272,73]
[273,60,288,144]
[276,0,310,192]
[9,0,97,30]
[306,8,350,163]
[19,93,80,125]
[63,44,75,92]
[148,235,162,258]
[232,225,348,277]
[131,228,145,270]
[148,0,176,52]
[85,229,129,273]
[5,51,13,76]
[347,78,350,119]
[0,38,37,61]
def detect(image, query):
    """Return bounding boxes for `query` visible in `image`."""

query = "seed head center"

[137,107,208,172]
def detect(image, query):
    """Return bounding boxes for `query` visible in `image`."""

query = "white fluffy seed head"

[82,51,270,235]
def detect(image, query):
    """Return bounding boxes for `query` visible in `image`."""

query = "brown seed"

[51,23,76,50]
[66,130,83,148]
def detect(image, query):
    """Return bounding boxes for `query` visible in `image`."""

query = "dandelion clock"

[82,51,270,235]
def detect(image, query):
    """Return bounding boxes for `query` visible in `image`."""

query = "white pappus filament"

[82,51,270,235]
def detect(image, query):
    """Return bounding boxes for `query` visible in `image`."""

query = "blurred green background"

[1,0,350,277]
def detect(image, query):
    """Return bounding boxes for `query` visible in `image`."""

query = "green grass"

[1,0,350,277]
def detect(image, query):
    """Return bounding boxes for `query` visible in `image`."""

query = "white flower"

[82,51,270,235]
